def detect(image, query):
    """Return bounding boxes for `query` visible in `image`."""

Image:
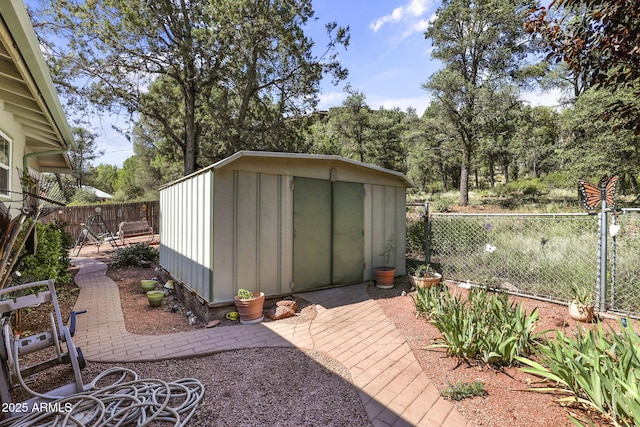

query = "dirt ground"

[9,248,637,426]
[102,260,636,426]
[368,277,636,427]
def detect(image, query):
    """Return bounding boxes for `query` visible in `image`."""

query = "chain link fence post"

[424,201,431,265]
[598,206,608,313]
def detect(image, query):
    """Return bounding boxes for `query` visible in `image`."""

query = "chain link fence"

[405,205,640,317]
[609,209,640,316]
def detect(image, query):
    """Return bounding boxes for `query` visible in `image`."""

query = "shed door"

[293,178,332,290]
[293,177,364,291]
[332,181,364,284]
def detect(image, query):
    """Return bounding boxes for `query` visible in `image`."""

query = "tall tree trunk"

[459,146,471,206]
[181,0,197,176]
[503,163,509,183]
[184,87,197,175]
[234,47,259,150]
[489,161,495,188]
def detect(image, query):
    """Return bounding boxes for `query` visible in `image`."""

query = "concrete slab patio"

[71,257,470,427]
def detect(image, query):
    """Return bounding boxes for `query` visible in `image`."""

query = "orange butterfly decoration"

[577,175,618,211]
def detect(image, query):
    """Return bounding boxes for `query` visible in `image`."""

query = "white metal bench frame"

[116,220,154,244]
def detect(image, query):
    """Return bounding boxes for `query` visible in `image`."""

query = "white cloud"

[370,0,432,32]
[318,91,346,109]
[404,15,434,37]
[407,0,428,16]
[521,88,564,108]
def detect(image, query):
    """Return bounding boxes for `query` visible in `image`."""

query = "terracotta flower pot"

[146,290,165,307]
[234,292,265,324]
[374,267,396,289]
[409,273,442,289]
[568,302,594,323]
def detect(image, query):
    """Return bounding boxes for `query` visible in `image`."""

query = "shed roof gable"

[164,151,414,189]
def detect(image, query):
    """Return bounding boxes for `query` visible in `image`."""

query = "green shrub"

[428,193,458,213]
[111,243,159,268]
[50,219,73,269]
[542,172,575,189]
[496,178,547,198]
[517,322,640,426]
[441,381,487,401]
[20,221,73,285]
[236,289,254,299]
[406,217,425,255]
[421,288,539,366]
[412,284,448,320]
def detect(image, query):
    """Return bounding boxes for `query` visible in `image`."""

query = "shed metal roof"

[162,151,414,189]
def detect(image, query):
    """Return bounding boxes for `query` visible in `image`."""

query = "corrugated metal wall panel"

[370,185,386,269]
[212,169,235,302]
[280,176,294,293]
[395,187,407,275]
[160,171,214,302]
[384,185,398,271]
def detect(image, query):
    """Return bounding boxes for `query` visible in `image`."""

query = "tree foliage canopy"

[527,0,640,130]
[31,0,349,175]
[423,0,538,205]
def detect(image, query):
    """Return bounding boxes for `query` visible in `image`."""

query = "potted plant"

[374,238,396,289]
[568,284,595,323]
[234,289,265,324]
[409,263,442,289]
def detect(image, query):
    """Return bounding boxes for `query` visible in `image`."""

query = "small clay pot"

[409,273,442,289]
[234,292,265,324]
[374,267,396,289]
[568,302,595,323]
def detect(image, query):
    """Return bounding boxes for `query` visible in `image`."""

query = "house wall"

[0,108,26,211]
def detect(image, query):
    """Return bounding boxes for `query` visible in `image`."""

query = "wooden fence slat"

[40,201,159,241]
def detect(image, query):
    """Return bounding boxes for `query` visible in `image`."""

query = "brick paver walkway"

[71,257,469,427]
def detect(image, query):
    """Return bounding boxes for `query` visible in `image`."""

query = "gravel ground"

[9,348,370,426]
[7,262,371,426]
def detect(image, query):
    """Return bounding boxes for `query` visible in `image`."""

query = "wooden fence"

[41,201,159,241]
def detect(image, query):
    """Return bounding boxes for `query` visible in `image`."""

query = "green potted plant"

[409,263,442,289]
[234,288,265,324]
[374,238,396,289]
[568,284,595,323]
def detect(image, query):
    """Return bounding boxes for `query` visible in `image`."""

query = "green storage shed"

[159,151,412,305]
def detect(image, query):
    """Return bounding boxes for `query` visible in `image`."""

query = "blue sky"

[312,0,439,113]
[91,0,560,167]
